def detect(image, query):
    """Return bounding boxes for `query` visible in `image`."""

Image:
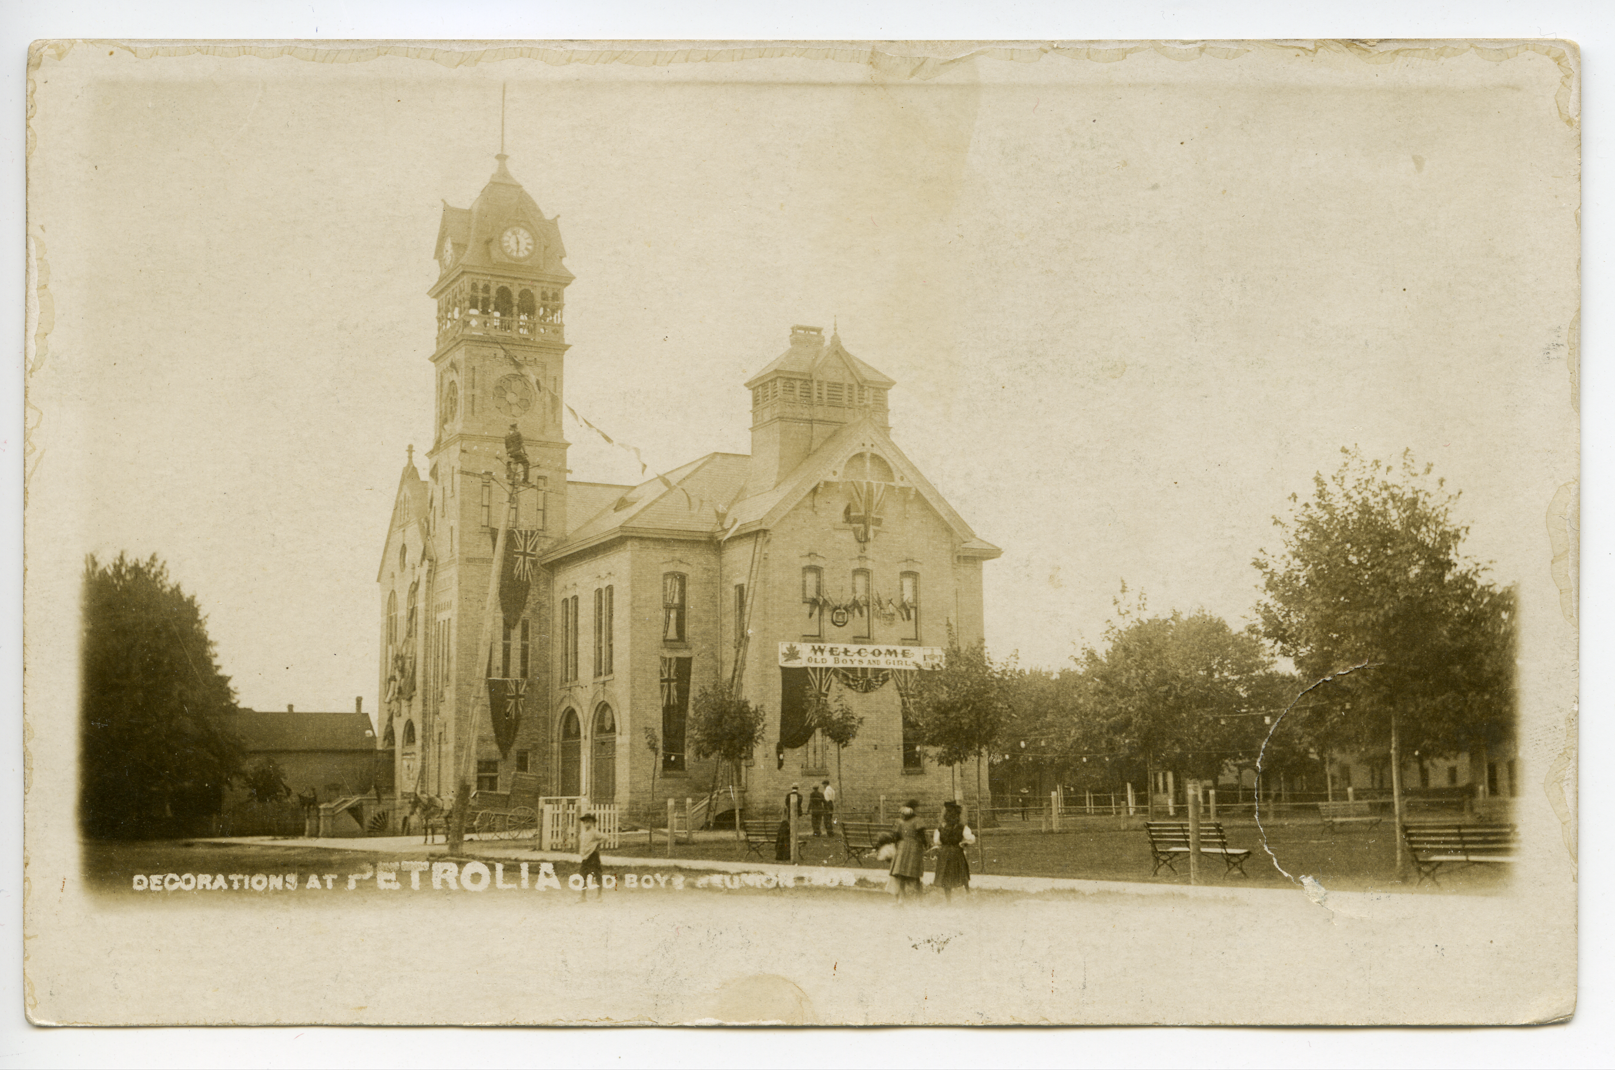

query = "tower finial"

[407,444,415,467]
[500,82,507,156]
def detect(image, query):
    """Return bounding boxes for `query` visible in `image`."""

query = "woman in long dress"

[933,800,971,902]
[886,800,928,903]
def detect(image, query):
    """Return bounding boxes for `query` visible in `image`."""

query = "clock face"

[492,375,535,417]
[500,226,535,260]
[441,380,459,426]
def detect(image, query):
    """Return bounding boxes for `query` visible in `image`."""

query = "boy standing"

[577,813,606,901]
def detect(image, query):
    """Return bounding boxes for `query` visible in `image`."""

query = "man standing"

[820,779,837,832]
[808,783,826,836]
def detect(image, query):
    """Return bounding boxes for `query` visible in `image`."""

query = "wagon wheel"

[474,810,500,839]
[507,806,538,841]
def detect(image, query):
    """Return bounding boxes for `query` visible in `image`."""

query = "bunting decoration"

[562,403,728,517]
[486,677,525,755]
[834,667,891,693]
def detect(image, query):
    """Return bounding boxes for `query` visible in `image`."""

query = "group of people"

[879,798,974,903]
[775,787,974,904]
[576,788,976,905]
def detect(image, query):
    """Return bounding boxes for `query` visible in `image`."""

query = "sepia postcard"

[23,39,1579,1026]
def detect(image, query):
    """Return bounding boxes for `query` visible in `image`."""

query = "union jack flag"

[509,529,542,581]
[503,678,527,719]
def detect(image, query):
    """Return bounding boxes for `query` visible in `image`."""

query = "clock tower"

[428,152,572,534]
[379,153,576,810]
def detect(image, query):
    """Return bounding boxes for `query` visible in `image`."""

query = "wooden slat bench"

[838,821,891,867]
[1403,823,1517,885]
[743,819,805,861]
[1318,800,1382,832]
[1145,822,1252,878]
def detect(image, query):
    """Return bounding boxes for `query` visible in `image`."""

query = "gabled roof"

[726,413,1002,559]
[545,453,751,562]
[744,331,895,390]
[376,460,427,581]
[222,710,378,753]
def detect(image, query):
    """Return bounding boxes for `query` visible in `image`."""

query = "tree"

[1072,591,1284,814]
[803,683,862,807]
[1253,448,1518,865]
[242,758,290,805]
[81,553,244,839]
[908,637,1012,868]
[688,683,767,798]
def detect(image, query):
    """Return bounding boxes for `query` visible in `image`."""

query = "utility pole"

[447,463,524,854]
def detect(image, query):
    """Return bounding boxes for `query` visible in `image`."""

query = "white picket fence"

[539,798,621,851]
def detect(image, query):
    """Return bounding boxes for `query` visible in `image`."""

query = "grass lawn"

[613,816,1510,894]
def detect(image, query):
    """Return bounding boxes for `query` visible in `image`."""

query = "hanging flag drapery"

[660,656,680,707]
[498,529,540,627]
[486,677,525,756]
[844,479,888,544]
[777,667,818,750]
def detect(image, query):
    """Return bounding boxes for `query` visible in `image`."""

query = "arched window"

[852,568,872,640]
[399,543,407,571]
[900,571,920,642]
[406,581,418,639]
[403,720,416,746]
[592,704,617,803]
[517,289,536,331]
[386,590,398,651]
[802,567,823,638]
[383,722,396,747]
[662,573,687,643]
[495,286,514,325]
[559,709,582,796]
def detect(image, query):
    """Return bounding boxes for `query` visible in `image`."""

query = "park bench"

[1402,822,1517,885]
[1318,799,1382,832]
[1145,821,1252,878]
[742,819,806,862]
[838,821,892,867]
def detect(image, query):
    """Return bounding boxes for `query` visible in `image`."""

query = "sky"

[27,42,1578,715]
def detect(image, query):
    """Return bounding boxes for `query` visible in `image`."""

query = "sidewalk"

[195,834,1343,904]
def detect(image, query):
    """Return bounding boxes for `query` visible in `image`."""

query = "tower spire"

[500,82,506,155]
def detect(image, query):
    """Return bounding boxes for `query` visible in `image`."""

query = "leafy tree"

[908,637,1012,865]
[688,683,766,797]
[81,553,244,839]
[1074,597,1282,803]
[803,683,862,806]
[242,757,290,805]
[1253,448,1517,860]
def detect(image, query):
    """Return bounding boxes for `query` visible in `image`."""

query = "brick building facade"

[376,156,999,828]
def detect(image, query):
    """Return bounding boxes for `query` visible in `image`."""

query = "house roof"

[564,481,634,538]
[376,459,428,581]
[744,330,896,390]
[545,453,751,562]
[724,413,1002,559]
[223,710,378,753]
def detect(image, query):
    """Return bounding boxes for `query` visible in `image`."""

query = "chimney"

[287,704,294,713]
[355,696,363,715]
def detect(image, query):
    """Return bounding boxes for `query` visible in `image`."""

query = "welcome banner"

[778,642,944,671]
